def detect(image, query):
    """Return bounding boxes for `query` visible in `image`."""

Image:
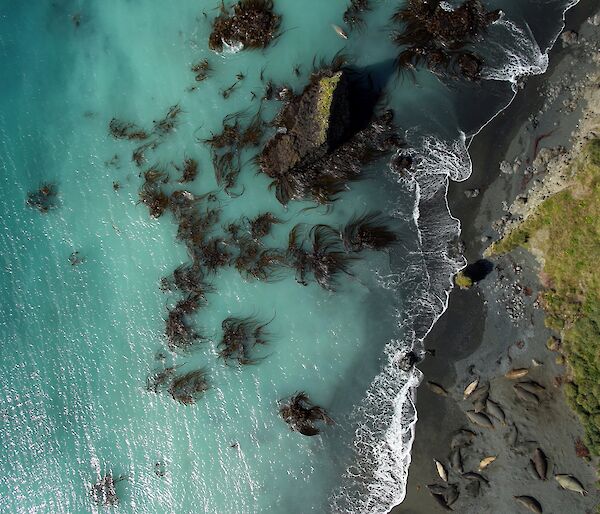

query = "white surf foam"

[330,1,581,511]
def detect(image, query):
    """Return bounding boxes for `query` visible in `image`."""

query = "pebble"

[561,30,579,47]
[500,160,513,174]
[587,14,600,26]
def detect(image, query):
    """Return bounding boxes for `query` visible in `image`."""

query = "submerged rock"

[90,474,121,507]
[588,14,600,26]
[464,188,480,198]
[500,160,514,174]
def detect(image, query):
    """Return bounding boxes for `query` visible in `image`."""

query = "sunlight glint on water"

[0,0,576,512]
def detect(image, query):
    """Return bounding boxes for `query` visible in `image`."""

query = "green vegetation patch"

[315,72,342,146]
[491,139,600,454]
[455,271,473,289]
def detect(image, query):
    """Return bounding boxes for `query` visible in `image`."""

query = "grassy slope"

[489,139,600,454]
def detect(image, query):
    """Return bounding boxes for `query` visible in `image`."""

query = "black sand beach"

[394,1,600,512]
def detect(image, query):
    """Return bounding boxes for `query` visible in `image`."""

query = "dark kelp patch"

[392,0,501,81]
[279,391,334,436]
[90,474,126,507]
[168,369,210,405]
[27,182,58,213]
[341,211,399,252]
[343,0,372,31]
[209,0,281,52]
[286,223,356,290]
[218,315,274,365]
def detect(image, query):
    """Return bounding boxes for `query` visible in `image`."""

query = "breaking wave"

[331,1,580,512]
[481,18,548,82]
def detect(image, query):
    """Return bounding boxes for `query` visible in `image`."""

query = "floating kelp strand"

[191,59,212,82]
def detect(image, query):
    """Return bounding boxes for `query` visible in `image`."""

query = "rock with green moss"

[259,70,351,177]
[455,271,473,289]
[259,68,400,204]
[315,72,342,145]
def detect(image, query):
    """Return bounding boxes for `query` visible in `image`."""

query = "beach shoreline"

[393,1,600,512]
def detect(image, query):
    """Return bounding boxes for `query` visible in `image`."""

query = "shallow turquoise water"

[0,1,575,513]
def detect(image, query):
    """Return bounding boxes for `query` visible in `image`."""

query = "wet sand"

[394,2,600,513]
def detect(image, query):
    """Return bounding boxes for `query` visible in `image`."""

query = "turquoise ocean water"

[0,1,576,512]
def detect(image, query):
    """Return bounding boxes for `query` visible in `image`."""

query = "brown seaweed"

[218,315,273,365]
[343,0,371,30]
[176,158,199,183]
[193,238,231,273]
[191,59,212,82]
[168,369,210,405]
[209,0,281,52]
[90,474,125,507]
[341,212,398,252]
[392,0,500,80]
[146,365,181,393]
[109,118,149,141]
[249,212,281,240]
[279,391,334,436]
[26,182,58,213]
[205,109,265,151]
[167,263,212,296]
[286,223,355,290]
[153,104,183,135]
[138,183,169,219]
[165,307,200,352]
[222,81,240,99]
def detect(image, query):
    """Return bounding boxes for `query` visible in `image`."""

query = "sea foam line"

[330,1,580,512]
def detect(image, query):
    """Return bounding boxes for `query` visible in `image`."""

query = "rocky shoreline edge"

[394,2,600,513]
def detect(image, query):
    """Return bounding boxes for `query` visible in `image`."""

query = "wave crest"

[329,0,579,508]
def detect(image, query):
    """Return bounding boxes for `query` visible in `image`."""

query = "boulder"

[260,71,351,177]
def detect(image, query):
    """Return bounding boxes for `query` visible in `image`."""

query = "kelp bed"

[92,0,505,502]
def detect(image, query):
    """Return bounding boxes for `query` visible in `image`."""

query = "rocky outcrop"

[259,69,400,204]
[260,71,350,175]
